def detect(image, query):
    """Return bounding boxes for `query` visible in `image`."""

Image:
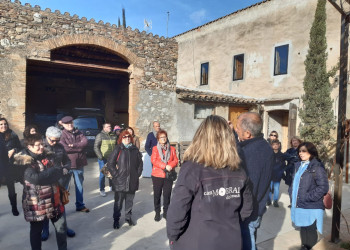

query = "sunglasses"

[122,135,131,139]
[299,149,308,153]
[48,138,60,143]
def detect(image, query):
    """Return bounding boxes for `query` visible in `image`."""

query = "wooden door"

[229,106,250,128]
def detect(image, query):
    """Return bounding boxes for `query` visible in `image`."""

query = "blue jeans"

[241,216,262,250]
[98,159,112,191]
[60,169,85,210]
[269,181,280,201]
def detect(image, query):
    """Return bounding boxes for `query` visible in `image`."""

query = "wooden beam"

[49,60,131,74]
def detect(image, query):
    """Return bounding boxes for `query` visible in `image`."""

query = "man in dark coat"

[143,121,161,177]
[59,116,89,213]
[236,112,274,250]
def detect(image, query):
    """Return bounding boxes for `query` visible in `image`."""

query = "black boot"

[9,194,19,216]
[154,212,161,222]
[113,220,120,229]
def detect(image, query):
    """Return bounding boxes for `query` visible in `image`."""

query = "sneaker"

[154,212,161,222]
[76,207,90,213]
[67,228,76,237]
[266,200,271,206]
[100,190,106,197]
[273,201,279,207]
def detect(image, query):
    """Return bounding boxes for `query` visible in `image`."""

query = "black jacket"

[0,136,9,179]
[107,144,143,193]
[166,161,253,250]
[271,151,287,182]
[43,138,71,170]
[289,158,328,209]
[284,147,299,186]
[238,135,274,219]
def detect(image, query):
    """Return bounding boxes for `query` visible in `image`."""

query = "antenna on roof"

[144,19,152,32]
[167,11,170,37]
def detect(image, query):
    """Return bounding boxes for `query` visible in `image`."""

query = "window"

[233,54,244,80]
[194,104,214,119]
[274,44,289,75]
[200,62,209,85]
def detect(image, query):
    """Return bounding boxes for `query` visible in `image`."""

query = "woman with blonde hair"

[166,115,253,250]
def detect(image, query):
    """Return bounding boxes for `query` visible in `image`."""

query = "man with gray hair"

[235,112,274,250]
[41,126,76,241]
[143,121,161,177]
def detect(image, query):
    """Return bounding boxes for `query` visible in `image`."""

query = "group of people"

[0,112,329,250]
[166,113,329,250]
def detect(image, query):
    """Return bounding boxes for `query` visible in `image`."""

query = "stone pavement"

[1,158,350,250]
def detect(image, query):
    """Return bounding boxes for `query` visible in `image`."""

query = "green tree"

[122,8,126,28]
[299,0,335,162]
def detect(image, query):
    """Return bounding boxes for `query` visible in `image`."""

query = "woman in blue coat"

[289,142,328,250]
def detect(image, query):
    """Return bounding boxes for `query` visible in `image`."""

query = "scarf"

[157,142,171,164]
[123,143,132,148]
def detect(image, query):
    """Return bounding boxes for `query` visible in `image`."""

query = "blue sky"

[21,0,263,37]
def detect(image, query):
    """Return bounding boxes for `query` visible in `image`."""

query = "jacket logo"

[204,187,240,199]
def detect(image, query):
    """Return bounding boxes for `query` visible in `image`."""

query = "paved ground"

[1,158,350,249]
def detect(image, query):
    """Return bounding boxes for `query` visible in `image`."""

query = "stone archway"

[26,34,145,131]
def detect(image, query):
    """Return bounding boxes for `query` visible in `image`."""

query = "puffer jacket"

[14,149,64,222]
[151,145,178,178]
[288,158,329,209]
[107,144,143,193]
[167,161,253,250]
[93,130,117,160]
[60,129,88,169]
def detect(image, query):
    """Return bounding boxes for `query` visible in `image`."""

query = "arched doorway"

[26,44,130,133]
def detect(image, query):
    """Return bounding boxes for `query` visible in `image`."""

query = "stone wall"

[0,0,178,139]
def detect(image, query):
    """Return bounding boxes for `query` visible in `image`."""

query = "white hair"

[46,126,62,138]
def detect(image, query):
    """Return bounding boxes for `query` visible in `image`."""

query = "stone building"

[174,0,342,151]
[0,0,346,152]
[0,0,177,143]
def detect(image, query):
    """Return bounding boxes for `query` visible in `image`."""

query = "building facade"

[174,0,342,151]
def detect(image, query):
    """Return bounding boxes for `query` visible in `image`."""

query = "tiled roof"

[174,0,271,38]
[176,87,264,104]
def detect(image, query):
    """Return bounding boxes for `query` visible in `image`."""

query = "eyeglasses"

[299,149,307,153]
[270,134,277,137]
[122,135,131,139]
[48,138,60,143]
